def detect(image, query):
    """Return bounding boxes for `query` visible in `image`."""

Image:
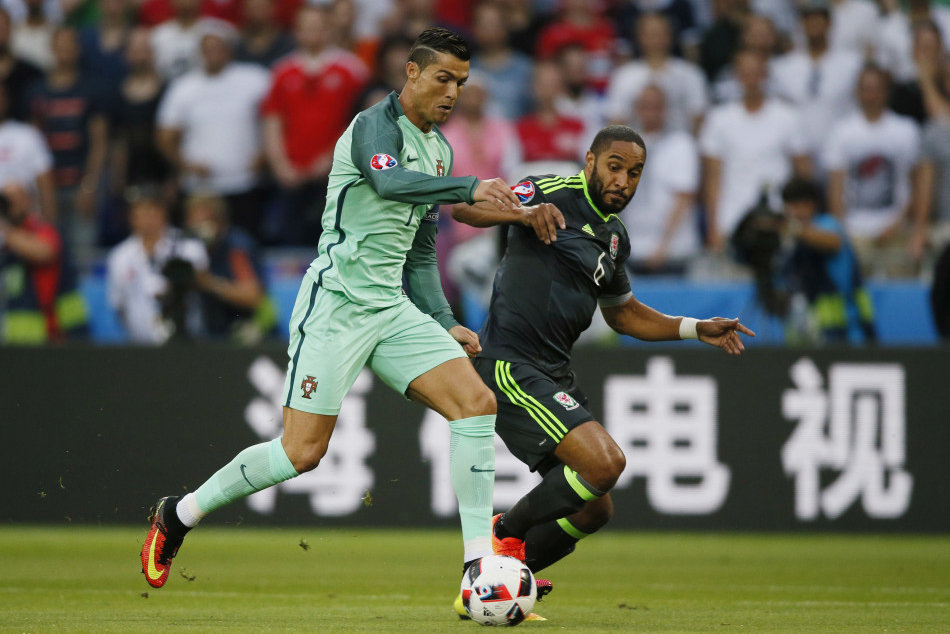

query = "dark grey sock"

[500,465,603,540]
[524,520,580,573]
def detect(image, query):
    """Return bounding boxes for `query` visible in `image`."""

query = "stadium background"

[0,0,947,533]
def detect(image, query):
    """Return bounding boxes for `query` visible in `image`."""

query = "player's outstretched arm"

[452,201,565,244]
[601,297,755,354]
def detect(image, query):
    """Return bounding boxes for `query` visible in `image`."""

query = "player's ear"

[406,61,419,81]
[584,150,596,172]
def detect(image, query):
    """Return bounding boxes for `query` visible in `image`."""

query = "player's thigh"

[283,280,377,416]
[476,358,592,472]
[368,301,489,420]
[406,357,496,421]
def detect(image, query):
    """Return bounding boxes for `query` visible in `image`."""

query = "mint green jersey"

[306,92,478,326]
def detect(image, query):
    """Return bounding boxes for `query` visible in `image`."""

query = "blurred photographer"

[0,180,87,343]
[184,192,275,344]
[779,177,876,344]
[106,185,208,344]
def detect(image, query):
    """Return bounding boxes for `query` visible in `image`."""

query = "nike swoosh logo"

[145,502,165,581]
[406,156,418,162]
[470,465,495,473]
[146,534,163,581]
[241,464,260,491]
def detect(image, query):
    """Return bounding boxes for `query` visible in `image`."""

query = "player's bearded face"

[586,142,646,215]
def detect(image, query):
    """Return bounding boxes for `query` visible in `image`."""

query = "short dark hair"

[408,27,470,70]
[590,125,646,157]
[781,177,822,205]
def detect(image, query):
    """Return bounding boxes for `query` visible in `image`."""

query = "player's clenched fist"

[518,203,566,245]
[474,178,521,210]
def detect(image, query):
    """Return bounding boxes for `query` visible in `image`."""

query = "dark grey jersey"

[479,172,633,380]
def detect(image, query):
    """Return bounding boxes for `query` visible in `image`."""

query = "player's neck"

[398,89,434,134]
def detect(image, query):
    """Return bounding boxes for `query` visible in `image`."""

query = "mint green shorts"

[283,276,466,415]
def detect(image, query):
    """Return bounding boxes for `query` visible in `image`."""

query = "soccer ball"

[460,555,537,626]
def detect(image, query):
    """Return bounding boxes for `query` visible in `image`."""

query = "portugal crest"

[300,375,318,399]
[436,159,445,176]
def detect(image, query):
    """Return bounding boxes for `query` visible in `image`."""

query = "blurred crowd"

[2,0,950,345]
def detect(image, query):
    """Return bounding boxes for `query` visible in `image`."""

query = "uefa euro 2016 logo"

[512,181,535,203]
[370,153,398,170]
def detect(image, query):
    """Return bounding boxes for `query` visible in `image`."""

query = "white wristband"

[679,317,699,340]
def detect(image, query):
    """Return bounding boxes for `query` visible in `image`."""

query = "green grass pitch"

[1,526,948,633]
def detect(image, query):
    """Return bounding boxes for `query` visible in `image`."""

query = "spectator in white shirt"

[771,0,863,175]
[825,64,921,277]
[150,0,206,80]
[10,0,53,71]
[0,83,55,220]
[623,84,701,276]
[700,49,811,252]
[606,12,708,134]
[711,12,782,104]
[156,19,270,237]
[828,0,879,57]
[106,185,209,344]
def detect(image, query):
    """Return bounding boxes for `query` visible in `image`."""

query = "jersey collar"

[578,171,616,223]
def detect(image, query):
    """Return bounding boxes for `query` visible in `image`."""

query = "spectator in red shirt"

[516,60,585,167]
[261,5,368,244]
[535,0,616,92]
[0,180,87,343]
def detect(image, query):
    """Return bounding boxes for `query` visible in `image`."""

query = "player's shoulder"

[508,173,580,205]
[356,92,401,127]
[351,92,403,144]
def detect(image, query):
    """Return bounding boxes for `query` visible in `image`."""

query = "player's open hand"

[520,203,566,245]
[697,317,755,355]
[449,325,482,358]
[474,178,521,211]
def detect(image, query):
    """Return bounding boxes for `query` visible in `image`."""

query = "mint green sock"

[448,414,496,563]
[193,438,299,515]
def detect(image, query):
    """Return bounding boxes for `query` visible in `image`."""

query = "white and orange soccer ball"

[460,555,537,626]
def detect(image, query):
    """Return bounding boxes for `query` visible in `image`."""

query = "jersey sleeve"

[510,175,548,205]
[403,214,459,331]
[598,236,633,308]
[350,109,479,205]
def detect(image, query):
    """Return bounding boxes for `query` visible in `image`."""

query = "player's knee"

[462,384,497,418]
[583,449,626,492]
[287,441,329,474]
